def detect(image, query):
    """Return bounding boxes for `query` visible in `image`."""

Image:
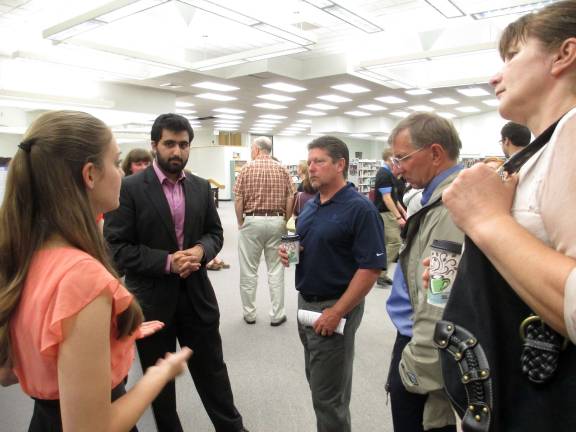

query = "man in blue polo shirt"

[281,135,385,432]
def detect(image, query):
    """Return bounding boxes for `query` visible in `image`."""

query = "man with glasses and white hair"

[385,112,463,432]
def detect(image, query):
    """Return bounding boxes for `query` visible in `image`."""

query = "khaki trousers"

[238,215,286,322]
[380,211,402,276]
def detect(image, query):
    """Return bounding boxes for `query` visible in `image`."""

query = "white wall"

[454,111,508,157]
[188,145,251,200]
[272,135,380,165]
[0,134,21,157]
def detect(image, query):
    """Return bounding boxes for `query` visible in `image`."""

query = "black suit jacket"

[104,166,223,325]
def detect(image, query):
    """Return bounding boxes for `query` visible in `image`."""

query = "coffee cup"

[427,240,462,307]
[281,234,300,265]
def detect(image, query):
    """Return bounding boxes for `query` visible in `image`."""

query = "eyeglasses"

[391,145,428,167]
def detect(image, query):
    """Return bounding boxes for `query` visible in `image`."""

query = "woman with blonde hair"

[439,2,576,430]
[0,111,191,431]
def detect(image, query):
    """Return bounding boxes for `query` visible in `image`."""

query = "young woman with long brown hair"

[0,110,191,431]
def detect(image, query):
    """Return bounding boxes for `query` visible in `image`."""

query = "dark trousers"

[387,332,456,432]
[29,382,135,432]
[137,285,243,432]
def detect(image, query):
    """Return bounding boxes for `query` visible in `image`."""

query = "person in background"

[292,163,316,219]
[500,121,531,158]
[373,148,405,287]
[296,160,308,192]
[233,136,294,326]
[121,148,153,176]
[105,113,247,432]
[280,136,385,432]
[386,112,463,432]
[440,2,576,429]
[0,110,191,431]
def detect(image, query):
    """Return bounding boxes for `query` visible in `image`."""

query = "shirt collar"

[153,160,186,185]
[313,182,354,205]
[421,164,462,206]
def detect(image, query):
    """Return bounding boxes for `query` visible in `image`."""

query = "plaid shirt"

[233,155,295,213]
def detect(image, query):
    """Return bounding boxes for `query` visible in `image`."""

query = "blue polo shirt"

[295,182,386,298]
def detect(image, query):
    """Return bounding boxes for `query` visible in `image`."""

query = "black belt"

[300,293,340,303]
[245,210,284,216]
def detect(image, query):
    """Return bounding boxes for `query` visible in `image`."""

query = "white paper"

[297,309,346,335]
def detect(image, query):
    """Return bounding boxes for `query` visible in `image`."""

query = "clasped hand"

[171,245,204,278]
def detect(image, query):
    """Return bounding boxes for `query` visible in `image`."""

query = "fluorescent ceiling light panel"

[390,111,410,118]
[303,0,383,33]
[298,110,327,116]
[263,82,307,93]
[192,81,239,92]
[251,23,315,46]
[43,0,170,41]
[409,105,435,112]
[471,0,555,20]
[296,119,312,124]
[406,89,432,95]
[331,83,370,94]
[195,93,237,101]
[482,99,500,107]
[246,47,308,61]
[456,106,481,113]
[175,108,196,114]
[196,60,247,71]
[349,133,371,138]
[375,96,407,104]
[358,104,386,111]
[457,87,491,97]
[258,94,296,102]
[345,111,371,117]
[179,0,259,25]
[98,0,168,23]
[176,101,194,108]
[213,108,245,114]
[304,0,334,7]
[214,122,240,127]
[306,103,337,110]
[366,59,428,70]
[255,119,282,124]
[317,94,352,103]
[215,114,243,120]
[259,114,287,119]
[322,4,383,33]
[45,20,104,42]
[425,0,465,18]
[430,97,459,105]
[253,103,287,110]
[437,112,456,119]
[159,83,183,89]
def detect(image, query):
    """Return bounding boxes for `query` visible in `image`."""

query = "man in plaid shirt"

[233,136,295,326]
